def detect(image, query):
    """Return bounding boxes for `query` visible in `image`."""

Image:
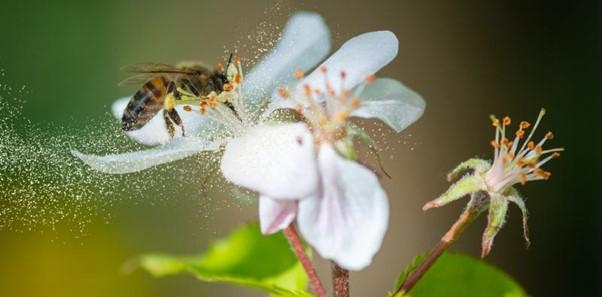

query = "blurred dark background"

[0,0,599,296]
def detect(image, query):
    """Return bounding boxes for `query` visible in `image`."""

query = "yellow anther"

[515,129,525,138]
[232,56,241,64]
[183,105,192,112]
[491,140,500,149]
[294,69,305,80]
[223,83,233,92]
[200,96,217,109]
[234,74,242,84]
[303,84,312,96]
[277,85,290,99]
[545,131,555,140]
[320,66,328,73]
[534,168,551,179]
[350,98,360,108]
[294,104,303,114]
[503,116,511,126]
[520,121,531,129]
[335,111,349,122]
[552,152,561,158]
[365,74,376,84]
[318,115,328,125]
[490,115,500,127]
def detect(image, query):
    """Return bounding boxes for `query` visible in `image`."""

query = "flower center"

[280,66,373,143]
[484,108,563,193]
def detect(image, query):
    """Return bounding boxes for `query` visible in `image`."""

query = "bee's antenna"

[225,51,233,72]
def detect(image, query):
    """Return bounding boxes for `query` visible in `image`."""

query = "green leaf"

[134,222,311,297]
[394,253,427,290]
[393,252,526,297]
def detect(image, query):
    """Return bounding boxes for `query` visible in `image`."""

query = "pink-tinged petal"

[220,123,318,200]
[111,97,221,146]
[259,196,297,235]
[265,31,399,117]
[301,31,398,95]
[352,78,425,132]
[297,144,389,270]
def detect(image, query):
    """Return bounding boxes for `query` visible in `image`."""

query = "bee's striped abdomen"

[121,76,168,131]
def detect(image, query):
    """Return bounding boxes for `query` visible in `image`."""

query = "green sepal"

[424,175,484,211]
[334,137,357,160]
[481,193,509,258]
[506,187,530,248]
[447,158,491,182]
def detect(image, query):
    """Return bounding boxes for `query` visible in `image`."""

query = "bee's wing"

[119,64,198,86]
[118,73,159,86]
[121,63,187,73]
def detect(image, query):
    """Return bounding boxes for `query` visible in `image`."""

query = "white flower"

[72,12,332,174]
[73,12,426,271]
[220,30,426,270]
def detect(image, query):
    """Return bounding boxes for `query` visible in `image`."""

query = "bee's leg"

[167,108,185,137]
[216,91,241,120]
[163,109,176,139]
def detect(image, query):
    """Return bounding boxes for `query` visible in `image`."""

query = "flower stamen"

[485,108,563,192]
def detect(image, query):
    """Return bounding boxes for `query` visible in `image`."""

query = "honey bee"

[119,55,235,138]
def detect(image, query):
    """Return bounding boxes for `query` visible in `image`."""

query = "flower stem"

[331,262,349,297]
[284,225,328,297]
[394,205,481,296]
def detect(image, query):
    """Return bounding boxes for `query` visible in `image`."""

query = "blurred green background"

[0,0,599,296]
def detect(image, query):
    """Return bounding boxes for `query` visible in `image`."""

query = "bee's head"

[213,52,234,91]
[214,71,228,90]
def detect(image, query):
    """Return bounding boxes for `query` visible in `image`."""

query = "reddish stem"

[394,207,480,296]
[331,262,350,297]
[284,225,327,297]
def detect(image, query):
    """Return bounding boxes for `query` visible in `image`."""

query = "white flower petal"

[259,196,297,235]
[111,97,221,146]
[352,78,425,132]
[297,144,389,270]
[243,12,331,114]
[220,123,318,200]
[71,137,222,174]
[302,31,398,95]
[111,97,131,119]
